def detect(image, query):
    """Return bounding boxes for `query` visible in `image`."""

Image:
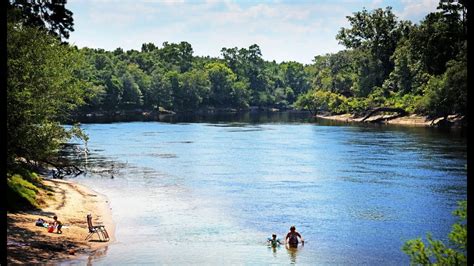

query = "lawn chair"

[85,214,110,242]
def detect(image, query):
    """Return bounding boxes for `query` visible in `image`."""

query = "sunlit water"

[64,113,466,265]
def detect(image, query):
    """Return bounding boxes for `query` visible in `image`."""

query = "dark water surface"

[65,112,466,265]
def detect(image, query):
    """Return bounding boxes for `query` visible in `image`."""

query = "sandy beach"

[7,178,115,264]
[317,113,465,127]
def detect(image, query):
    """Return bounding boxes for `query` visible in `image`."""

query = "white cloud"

[398,0,439,22]
[67,1,364,63]
[161,0,186,6]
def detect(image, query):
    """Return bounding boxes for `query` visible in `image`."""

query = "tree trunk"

[361,107,407,123]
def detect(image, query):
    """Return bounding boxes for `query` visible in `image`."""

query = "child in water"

[267,233,282,247]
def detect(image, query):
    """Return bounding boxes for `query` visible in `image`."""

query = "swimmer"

[268,233,282,247]
[285,225,304,248]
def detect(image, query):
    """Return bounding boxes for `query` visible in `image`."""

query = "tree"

[121,73,143,107]
[295,90,347,115]
[308,51,357,97]
[103,75,124,110]
[7,22,87,166]
[173,70,210,111]
[206,62,238,107]
[383,39,416,94]
[141,42,157,53]
[409,0,467,75]
[149,68,173,109]
[281,61,310,97]
[337,7,402,86]
[159,41,194,73]
[222,44,271,106]
[7,0,74,40]
[420,50,467,118]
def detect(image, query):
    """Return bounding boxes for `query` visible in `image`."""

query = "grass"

[7,168,45,211]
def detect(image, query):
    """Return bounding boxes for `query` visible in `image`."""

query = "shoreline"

[316,113,465,128]
[7,178,115,264]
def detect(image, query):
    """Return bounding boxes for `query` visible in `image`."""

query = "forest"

[70,2,467,121]
[7,0,467,204]
[7,0,467,208]
[6,1,467,264]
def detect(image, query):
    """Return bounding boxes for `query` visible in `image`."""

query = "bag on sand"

[48,225,55,233]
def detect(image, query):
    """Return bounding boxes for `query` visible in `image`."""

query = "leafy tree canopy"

[7,0,74,40]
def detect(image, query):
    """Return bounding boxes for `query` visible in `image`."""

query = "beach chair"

[85,214,110,242]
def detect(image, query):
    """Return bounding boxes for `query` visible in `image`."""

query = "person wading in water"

[285,225,304,248]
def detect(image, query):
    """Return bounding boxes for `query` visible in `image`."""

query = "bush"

[365,87,387,109]
[384,92,423,114]
[418,57,466,118]
[346,97,369,116]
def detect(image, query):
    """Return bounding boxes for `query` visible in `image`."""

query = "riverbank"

[7,178,115,264]
[316,113,465,128]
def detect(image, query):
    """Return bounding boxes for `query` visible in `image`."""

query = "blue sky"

[67,0,439,64]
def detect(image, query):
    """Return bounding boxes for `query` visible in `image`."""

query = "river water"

[65,112,466,265]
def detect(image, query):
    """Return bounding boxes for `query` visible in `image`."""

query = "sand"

[7,178,115,264]
[317,113,465,127]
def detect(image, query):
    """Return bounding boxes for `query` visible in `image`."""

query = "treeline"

[7,0,467,172]
[7,0,467,209]
[76,42,310,113]
[296,2,467,119]
[74,1,467,120]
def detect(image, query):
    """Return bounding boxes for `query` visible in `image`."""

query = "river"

[64,112,467,265]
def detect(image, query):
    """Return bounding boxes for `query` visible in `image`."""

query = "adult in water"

[285,225,304,248]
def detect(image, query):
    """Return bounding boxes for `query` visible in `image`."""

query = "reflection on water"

[286,245,301,264]
[87,246,108,266]
[65,112,466,265]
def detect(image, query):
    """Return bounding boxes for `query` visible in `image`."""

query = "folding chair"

[85,214,110,242]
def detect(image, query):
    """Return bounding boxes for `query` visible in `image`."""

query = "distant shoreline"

[65,108,308,124]
[66,108,466,129]
[316,113,466,128]
[7,178,115,264]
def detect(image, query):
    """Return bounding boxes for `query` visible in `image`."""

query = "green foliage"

[159,41,194,73]
[295,90,349,115]
[205,62,251,108]
[281,61,310,96]
[7,22,89,166]
[418,52,466,118]
[7,174,41,211]
[337,6,403,81]
[385,92,424,114]
[402,201,466,265]
[173,69,211,111]
[221,44,272,106]
[18,0,462,120]
[384,39,417,94]
[7,0,74,40]
[353,51,385,97]
[149,69,173,109]
[365,87,387,109]
[297,0,466,119]
[295,92,318,114]
[74,42,314,112]
[309,50,358,97]
[409,1,467,75]
[122,72,143,107]
[346,97,369,115]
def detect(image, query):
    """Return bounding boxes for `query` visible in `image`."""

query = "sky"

[67,0,440,64]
